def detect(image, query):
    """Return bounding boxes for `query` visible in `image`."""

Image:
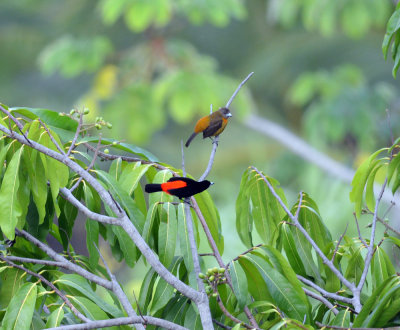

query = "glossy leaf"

[112,226,137,267]
[371,245,396,290]
[150,258,181,314]
[229,260,248,309]
[0,268,24,309]
[139,268,157,314]
[240,254,310,321]
[194,189,224,254]
[280,222,307,277]
[349,148,387,217]
[158,202,177,268]
[330,308,351,327]
[118,162,151,195]
[177,203,194,272]
[0,146,24,239]
[235,167,253,247]
[45,306,64,328]
[67,295,110,321]
[353,276,400,327]
[2,282,37,330]
[55,274,122,317]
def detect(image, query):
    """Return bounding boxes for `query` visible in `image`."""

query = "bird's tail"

[185,132,198,147]
[145,184,162,193]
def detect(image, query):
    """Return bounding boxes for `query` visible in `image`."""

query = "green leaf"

[353,276,400,327]
[0,268,24,309]
[383,5,400,59]
[45,306,64,328]
[235,168,253,247]
[150,258,181,314]
[365,164,384,211]
[38,131,69,217]
[95,169,145,231]
[139,268,157,314]
[177,203,194,272]
[83,182,101,268]
[79,137,158,162]
[67,295,110,321]
[184,304,202,330]
[349,148,387,217]
[260,246,310,313]
[0,146,24,239]
[330,308,351,327]
[344,237,365,285]
[229,260,248,309]
[2,282,37,330]
[238,255,273,303]
[55,274,122,317]
[158,202,177,268]
[371,246,396,290]
[118,162,151,195]
[194,188,224,255]
[280,223,307,277]
[240,254,309,321]
[109,157,123,181]
[112,226,137,267]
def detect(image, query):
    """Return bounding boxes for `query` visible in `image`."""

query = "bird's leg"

[182,197,192,206]
[210,137,218,146]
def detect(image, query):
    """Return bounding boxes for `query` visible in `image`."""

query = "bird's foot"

[211,137,219,146]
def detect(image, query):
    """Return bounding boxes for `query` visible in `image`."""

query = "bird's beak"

[210,182,215,185]
[227,113,233,117]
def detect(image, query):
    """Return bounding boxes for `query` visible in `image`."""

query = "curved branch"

[47,316,189,330]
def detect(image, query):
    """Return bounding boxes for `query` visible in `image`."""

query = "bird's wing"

[202,117,223,138]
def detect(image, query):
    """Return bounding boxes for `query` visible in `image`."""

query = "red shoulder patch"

[161,180,187,193]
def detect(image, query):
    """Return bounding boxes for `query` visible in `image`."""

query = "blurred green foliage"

[270,0,391,39]
[1,0,399,258]
[288,64,396,153]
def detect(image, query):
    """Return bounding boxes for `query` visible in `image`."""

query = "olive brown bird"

[145,177,213,199]
[185,107,232,147]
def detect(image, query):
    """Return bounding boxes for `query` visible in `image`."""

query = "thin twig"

[355,178,388,300]
[217,297,253,329]
[226,72,254,108]
[3,256,63,267]
[67,110,83,157]
[331,222,348,262]
[354,213,368,247]
[38,118,65,155]
[231,244,263,263]
[302,288,339,315]
[213,318,232,329]
[70,135,103,192]
[297,275,353,305]
[0,255,90,322]
[199,72,254,182]
[0,104,32,146]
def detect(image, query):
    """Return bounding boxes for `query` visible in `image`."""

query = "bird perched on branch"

[185,107,232,147]
[145,177,213,199]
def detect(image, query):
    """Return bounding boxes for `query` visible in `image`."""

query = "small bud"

[222,277,226,282]
[70,109,76,115]
[106,123,113,129]
[59,112,64,116]
[83,108,90,115]
[218,268,225,273]
[112,141,118,145]
[212,267,218,273]
[104,149,109,154]
[199,273,205,279]
[206,269,212,276]
[209,275,215,282]
[95,124,102,130]
[212,293,218,298]
[95,116,100,122]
